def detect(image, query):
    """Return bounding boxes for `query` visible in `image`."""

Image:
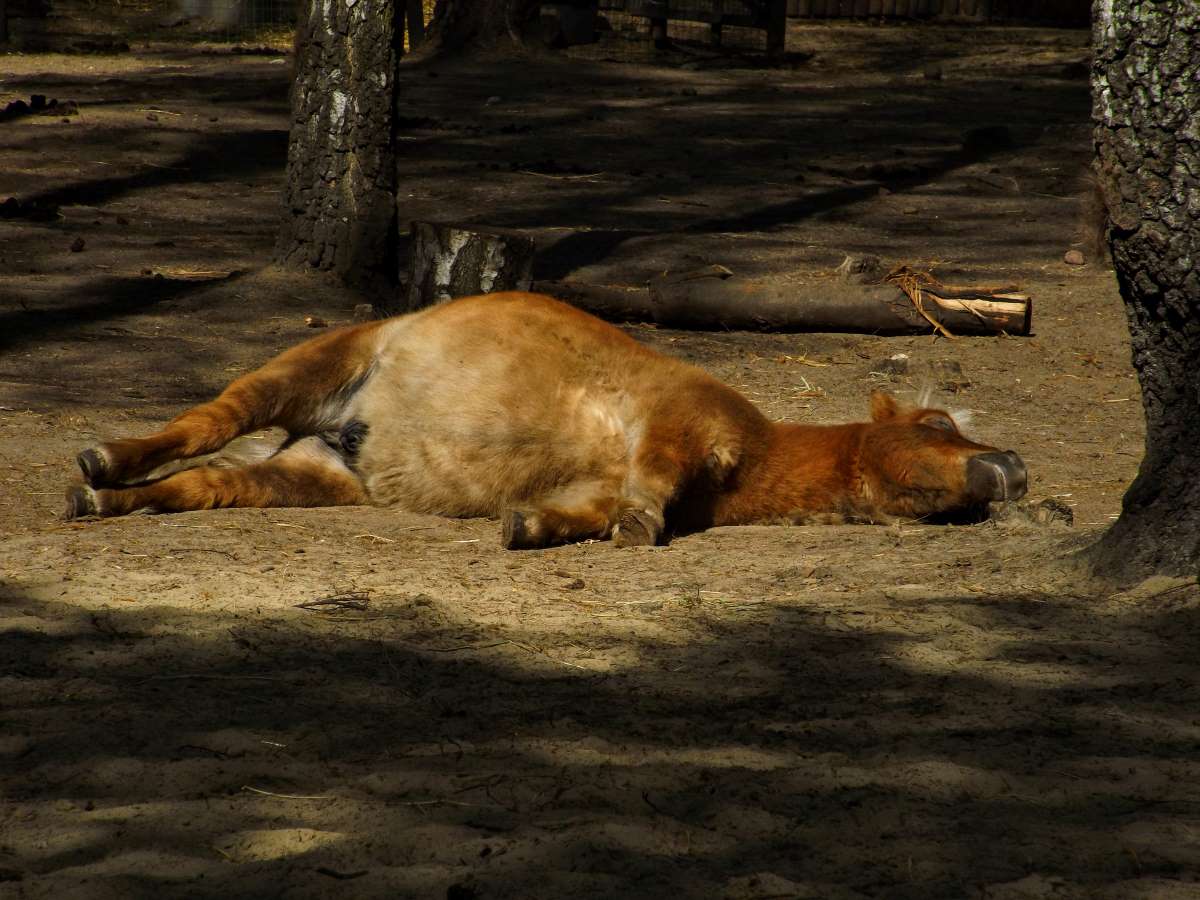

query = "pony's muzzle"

[966,451,1028,503]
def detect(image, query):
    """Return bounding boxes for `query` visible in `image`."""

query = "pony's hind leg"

[611,417,744,548]
[65,437,367,519]
[78,320,382,487]
[501,480,620,550]
[499,432,721,550]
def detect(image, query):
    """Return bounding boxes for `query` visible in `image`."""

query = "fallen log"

[393,221,1030,335]
[534,280,654,322]
[537,266,1032,336]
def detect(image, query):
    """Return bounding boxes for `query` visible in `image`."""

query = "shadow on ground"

[4,574,1199,898]
[1,28,1092,355]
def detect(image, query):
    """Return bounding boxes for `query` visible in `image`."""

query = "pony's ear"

[870,391,900,422]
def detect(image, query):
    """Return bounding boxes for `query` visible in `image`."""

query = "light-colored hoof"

[612,507,660,548]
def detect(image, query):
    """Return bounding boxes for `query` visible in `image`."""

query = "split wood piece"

[397,221,534,315]
[884,265,1032,338]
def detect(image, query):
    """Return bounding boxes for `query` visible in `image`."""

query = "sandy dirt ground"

[3,23,1200,899]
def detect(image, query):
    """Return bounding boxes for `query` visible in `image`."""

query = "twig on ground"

[508,640,590,670]
[139,673,283,683]
[400,637,589,670]
[405,640,512,653]
[242,785,333,800]
[296,592,371,612]
[778,354,829,367]
[353,532,395,543]
[316,867,368,880]
[1141,580,1199,601]
[519,170,603,180]
[395,798,489,808]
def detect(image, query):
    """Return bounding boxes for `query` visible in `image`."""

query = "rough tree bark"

[277,0,542,288]
[275,0,403,288]
[1086,1,1200,581]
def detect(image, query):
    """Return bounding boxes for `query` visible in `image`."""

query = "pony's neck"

[713,422,866,525]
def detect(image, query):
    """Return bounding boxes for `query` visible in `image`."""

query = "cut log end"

[394,221,535,316]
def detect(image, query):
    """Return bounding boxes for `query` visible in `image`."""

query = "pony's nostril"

[967,451,1028,502]
[1003,450,1029,499]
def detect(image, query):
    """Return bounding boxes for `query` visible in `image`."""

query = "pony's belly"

[359,439,564,516]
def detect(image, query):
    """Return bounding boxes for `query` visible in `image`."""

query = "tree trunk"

[419,0,541,54]
[275,0,550,292]
[275,0,403,289]
[1085,1,1200,581]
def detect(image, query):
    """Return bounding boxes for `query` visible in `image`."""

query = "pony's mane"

[913,384,973,433]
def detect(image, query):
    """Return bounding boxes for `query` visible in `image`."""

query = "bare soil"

[2,24,1199,899]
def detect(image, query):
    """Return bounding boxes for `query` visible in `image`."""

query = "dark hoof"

[501,509,529,550]
[501,509,545,550]
[77,447,109,486]
[64,485,99,520]
[338,420,369,459]
[613,507,660,548]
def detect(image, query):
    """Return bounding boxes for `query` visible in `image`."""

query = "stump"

[397,222,535,314]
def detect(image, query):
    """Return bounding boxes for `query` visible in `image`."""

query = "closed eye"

[921,414,958,433]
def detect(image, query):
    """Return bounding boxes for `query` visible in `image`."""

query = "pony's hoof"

[77,447,110,486]
[501,509,545,550]
[64,485,99,520]
[613,507,660,548]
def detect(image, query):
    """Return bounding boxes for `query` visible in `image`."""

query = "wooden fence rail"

[598,0,1088,24]
[786,0,1086,19]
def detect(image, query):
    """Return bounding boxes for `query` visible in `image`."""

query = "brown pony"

[64,292,1027,547]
